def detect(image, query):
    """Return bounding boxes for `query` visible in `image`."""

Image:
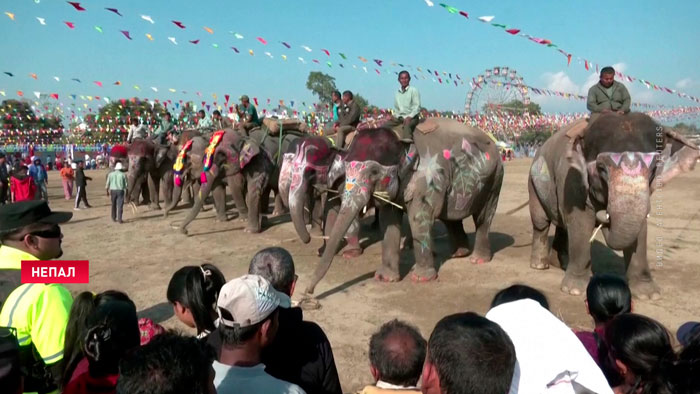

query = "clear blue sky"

[1,0,699,117]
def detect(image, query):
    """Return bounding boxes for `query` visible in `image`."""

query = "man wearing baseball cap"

[212,274,306,394]
[0,200,74,394]
[236,95,260,135]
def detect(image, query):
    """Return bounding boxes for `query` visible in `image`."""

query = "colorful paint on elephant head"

[597,151,657,213]
[328,154,345,188]
[201,130,225,183]
[173,139,194,187]
[342,160,399,211]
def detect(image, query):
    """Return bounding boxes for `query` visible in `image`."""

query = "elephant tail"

[505,200,529,215]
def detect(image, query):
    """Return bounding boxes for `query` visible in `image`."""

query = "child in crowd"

[167,264,226,339]
[10,165,36,202]
[575,273,631,385]
[60,161,75,200]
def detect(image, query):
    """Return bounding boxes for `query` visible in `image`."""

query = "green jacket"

[587,81,631,113]
[394,85,421,118]
[106,170,127,191]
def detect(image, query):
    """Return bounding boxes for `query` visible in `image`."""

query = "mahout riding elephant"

[179,127,302,234]
[528,112,700,299]
[126,139,176,210]
[304,118,504,295]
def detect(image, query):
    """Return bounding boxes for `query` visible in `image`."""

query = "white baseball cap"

[115,162,123,171]
[217,274,290,328]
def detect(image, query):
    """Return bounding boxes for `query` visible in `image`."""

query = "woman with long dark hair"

[167,264,225,339]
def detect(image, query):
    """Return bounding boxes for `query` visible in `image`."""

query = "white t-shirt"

[486,299,613,394]
[213,362,306,394]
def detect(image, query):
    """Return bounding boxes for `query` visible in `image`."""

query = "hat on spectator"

[240,95,249,102]
[217,274,290,328]
[0,200,72,233]
[115,162,123,171]
[677,321,700,347]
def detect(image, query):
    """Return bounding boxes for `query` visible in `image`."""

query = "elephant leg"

[229,173,248,217]
[147,174,161,210]
[260,188,271,214]
[402,223,413,251]
[561,210,595,296]
[212,184,228,222]
[549,227,569,269]
[341,217,362,259]
[529,180,551,270]
[408,196,438,282]
[624,220,660,300]
[244,171,268,233]
[190,183,200,206]
[318,202,339,257]
[470,179,500,265]
[375,204,402,282]
[310,196,323,236]
[271,192,286,217]
[445,220,470,258]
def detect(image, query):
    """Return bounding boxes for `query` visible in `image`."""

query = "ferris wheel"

[465,66,530,115]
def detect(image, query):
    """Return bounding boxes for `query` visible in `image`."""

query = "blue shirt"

[29,164,47,182]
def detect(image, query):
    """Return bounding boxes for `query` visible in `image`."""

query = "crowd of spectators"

[0,200,698,394]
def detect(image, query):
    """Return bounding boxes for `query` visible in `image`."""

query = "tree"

[482,99,541,116]
[673,122,700,136]
[0,99,64,143]
[306,72,337,104]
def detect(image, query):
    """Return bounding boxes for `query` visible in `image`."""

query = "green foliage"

[672,122,700,136]
[0,99,63,130]
[306,72,337,104]
[482,99,542,116]
[517,127,553,144]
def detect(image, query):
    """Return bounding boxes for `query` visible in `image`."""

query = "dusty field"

[50,158,699,393]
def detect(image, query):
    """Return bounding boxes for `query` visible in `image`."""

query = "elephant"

[528,112,700,299]
[126,139,176,209]
[179,127,303,234]
[162,135,207,217]
[304,118,504,295]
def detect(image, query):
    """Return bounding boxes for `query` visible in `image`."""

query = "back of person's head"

[605,313,676,394]
[674,334,700,394]
[248,247,295,295]
[167,264,225,335]
[117,331,215,394]
[490,284,549,310]
[586,274,632,325]
[423,312,515,394]
[369,319,426,387]
[83,298,140,376]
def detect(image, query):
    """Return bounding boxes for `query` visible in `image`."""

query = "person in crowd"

[605,314,677,394]
[212,110,233,130]
[10,165,36,203]
[236,95,261,134]
[167,264,226,339]
[152,112,175,145]
[383,70,421,143]
[245,247,342,394]
[212,274,306,393]
[60,160,75,200]
[486,285,613,394]
[62,298,140,394]
[127,118,148,143]
[421,312,515,394]
[74,160,92,210]
[331,90,342,124]
[116,331,216,394]
[0,152,9,205]
[587,66,631,121]
[358,319,425,394]
[196,110,213,131]
[575,274,631,380]
[675,332,700,394]
[677,321,700,348]
[28,157,49,201]
[106,162,127,223]
[0,200,73,394]
[333,91,362,150]
[0,325,22,394]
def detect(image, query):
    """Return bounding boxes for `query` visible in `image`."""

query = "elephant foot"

[628,277,661,301]
[451,247,471,259]
[270,209,286,217]
[215,216,228,223]
[410,266,437,283]
[469,250,492,265]
[149,204,162,211]
[530,258,550,270]
[179,227,188,235]
[317,244,326,257]
[560,273,590,296]
[244,226,262,234]
[342,247,363,259]
[309,225,323,236]
[374,266,400,282]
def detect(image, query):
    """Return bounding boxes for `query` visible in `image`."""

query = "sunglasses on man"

[14,225,63,240]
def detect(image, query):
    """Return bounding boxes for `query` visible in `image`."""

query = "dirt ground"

[50,158,699,393]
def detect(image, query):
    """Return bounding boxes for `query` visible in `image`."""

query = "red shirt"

[10,176,36,202]
[63,371,119,394]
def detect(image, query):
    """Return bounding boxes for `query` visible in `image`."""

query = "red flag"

[253,97,258,106]
[172,20,186,29]
[584,60,589,71]
[94,81,103,87]
[567,54,572,66]
[225,94,230,103]
[505,29,520,35]
[17,91,23,97]
[375,69,381,75]
[64,21,75,29]
[256,37,267,45]
[67,2,86,11]
[50,93,59,99]
[459,11,468,19]
[322,49,330,56]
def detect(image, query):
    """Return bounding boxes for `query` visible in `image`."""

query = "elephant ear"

[652,127,700,191]
[239,140,261,169]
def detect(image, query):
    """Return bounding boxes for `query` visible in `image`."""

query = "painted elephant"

[528,112,700,299]
[179,128,302,234]
[304,118,504,294]
[126,139,176,209]
[162,135,207,217]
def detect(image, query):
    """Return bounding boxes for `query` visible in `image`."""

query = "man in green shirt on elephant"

[237,95,261,135]
[152,112,174,144]
[586,66,631,122]
[383,70,421,143]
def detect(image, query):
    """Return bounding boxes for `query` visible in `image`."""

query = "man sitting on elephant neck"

[127,117,149,144]
[587,66,631,122]
[196,110,213,132]
[151,112,174,145]
[382,70,420,143]
[333,90,362,150]
[212,110,233,131]
[237,95,261,135]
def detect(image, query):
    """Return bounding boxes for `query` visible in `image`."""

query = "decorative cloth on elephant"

[415,119,439,134]
[262,117,307,135]
[201,130,225,183]
[173,139,194,187]
[486,299,613,394]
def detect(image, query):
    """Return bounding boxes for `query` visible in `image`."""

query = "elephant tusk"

[589,224,603,243]
[595,210,610,224]
[372,192,404,210]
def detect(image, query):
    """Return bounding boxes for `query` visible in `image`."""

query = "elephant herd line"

[115,113,700,301]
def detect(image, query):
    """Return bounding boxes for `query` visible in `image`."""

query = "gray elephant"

[304,118,504,295]
[179,128,302,234]
[126,139,176,209]
[528,112,700,299]
[162,135,207,217]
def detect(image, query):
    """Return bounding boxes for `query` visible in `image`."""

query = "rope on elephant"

[505,200,529,215]
[589,224,603,243]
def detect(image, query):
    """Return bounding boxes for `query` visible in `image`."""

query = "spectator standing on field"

[74,161,92,210]
[60,161,75,200]
[106,162,128,223]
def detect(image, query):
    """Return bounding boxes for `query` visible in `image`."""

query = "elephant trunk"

[305,187,371,294]
[278,158,293,208]
[289,175,311,244]
[180,166,216,231]
[601,185,650,250]
[163,181,184,218]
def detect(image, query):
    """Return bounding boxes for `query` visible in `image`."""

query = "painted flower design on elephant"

[447,138,490,210]
[343,161,368,206]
